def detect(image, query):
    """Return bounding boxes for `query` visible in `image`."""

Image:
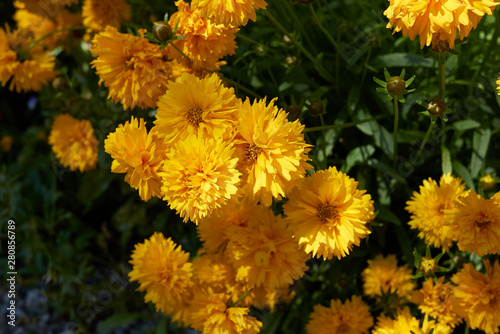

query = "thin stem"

[464,324,469,334]
[263,9,335,83]
[235,32,260,45]
[393,98,399,169]
[309,4,349,64]
[438,52,446,100]
[230,289,253,307]
[303,115,386,133]
[319,114,328,163]
[220,76,262,99]
[279,0,318,54]
[169,42,193,63]
[415,118,437,162]
[19,26,86,58]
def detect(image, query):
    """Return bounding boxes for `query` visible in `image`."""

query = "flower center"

[186,106,203,127]
[317,203,338,224]
[245,144,262,163]
[475,212,491,230]
[337,323,350,334]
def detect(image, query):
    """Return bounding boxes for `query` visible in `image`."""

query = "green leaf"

[376,205,401,226]
[470,128,491,178]
[97,313,145,332]
[441,145,452,174]
[341,145,376,174]
[451,119,481,132]
[373,53,434,68]
[453,160,476,192]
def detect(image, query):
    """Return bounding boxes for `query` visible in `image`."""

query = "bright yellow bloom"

[226,208,309,289]
[91,26,188,110]
[154,72,238,145]
[480,174,496,190]
[406,173,466,251]
[128,232,194,315]
[1,135,13,152]
[283,166,374,260]
[384,0,499,49]
[160,134,241,224]
[497,74,500,96]
[446,191,500,256]
[104,117,167,201]
[188,287,262,334]
[197,197,264,254]
[192,0,268,27]
[373,307,452,334]
[48,114,98,172]
[82,0,130,34]
[306,296,373,334]
[413,276,462,328]
[234,97,312,206]
[452,260,500,334]
[0,25,57,93]
[362,254,416,301]
[168,0,238,71]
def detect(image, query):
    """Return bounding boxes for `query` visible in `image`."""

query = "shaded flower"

[406,173,466,251]
[82,0,130,35]
[191,0,268,27]
[480,174,495,190]
[104,117,167,201]
[306,296,373,334]
[48,114,98,172]
[372,307,452,334]
[1,135,13,152]
[160,134,241,224]
[283,166,374,260]
[234,97,312,206]
[452,260,500,334]
[384,0,499,49]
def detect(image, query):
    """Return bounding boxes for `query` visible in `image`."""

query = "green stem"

[309,4,349,64]
[169,41,193,63]
[19,26,86,59]
[220,76,262,99]
[230,289,252,307]
[415,117,437,162]
[263,10,335,83]
[464,323,469,334]
[438,52,446,101]
[393,98,399,169]
[319,114,327,163]
[279,0,318,54]
[303,115,386,133]
[235,32,260,45]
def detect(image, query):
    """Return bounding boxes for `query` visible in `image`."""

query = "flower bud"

[285,55,297,66]
[419,256,438,276]
[309,99,324,116]
[427,97,446,116]
[152,21,173,42]
[480,174,495,190]
[286,104,301,121]
[387,76,405,95]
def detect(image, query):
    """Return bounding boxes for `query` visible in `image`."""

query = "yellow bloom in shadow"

[192,0,268,27]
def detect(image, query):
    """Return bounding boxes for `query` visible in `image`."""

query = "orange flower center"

[186,106,203,127]
[317,203,338,224]
[475,212,491,230]
[245,144,262,163]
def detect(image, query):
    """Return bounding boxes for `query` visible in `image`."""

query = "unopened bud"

[427,98,446,116]
[309,99,324,116]
[152,21,173,42]
[286,104,301,121]
[387,76,405,95]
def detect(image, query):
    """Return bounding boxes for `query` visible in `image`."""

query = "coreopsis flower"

[192,252,244,296]
[497,74,500,95]
[160,134,241,224]
[191,0,268,27]
[413,276,462,328]
[406,173,466,251]
[384,0,499,50]
[372,307,452,334]
[48,114,98,172]
[104,117,167,201]
[226,208,309,289]
[245,285,295,311]
[480,174,496,190]
[91,26,188,110]
[0,25,57,93]
[154,72,238,145]
[188,287,262,334]
[362,254,416,301]
[168,0,238,71]
[129,232,194,315]
[283,166,374,260]
[82,0,130,34]
[234,97,312,206]
[306,296,373,334]
[452,260,500,334]
[16,0,78,12]
[446,190,500,256]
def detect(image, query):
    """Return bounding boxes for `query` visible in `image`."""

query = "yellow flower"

[16,0,78,12]
[128,232,194,315]
[48,114,98,172]
[413,276,462,328]
[197,196,264,254]
[480,174,496,190]
[384,0,499,49]
[306,296,373,334]
[362,254,416,301]
[82,0,130,34]
[168,0,239,71]
[234,97,312,206]
[154,72,238,145]
[283,166,374,260]
[91,26,186,110]
[188,287,262,334]
[191,0,268,27]
[1,135,13,152]
[104,117,167,201]
[192,252,244,296]
[0,25,57,93]
[373,307,452,334]
[226,208,309,289]
[497,73,500,96]
[160,134,241,224]
[452,260,500,334]
[446,191,500,256]
[406,173,466,251]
